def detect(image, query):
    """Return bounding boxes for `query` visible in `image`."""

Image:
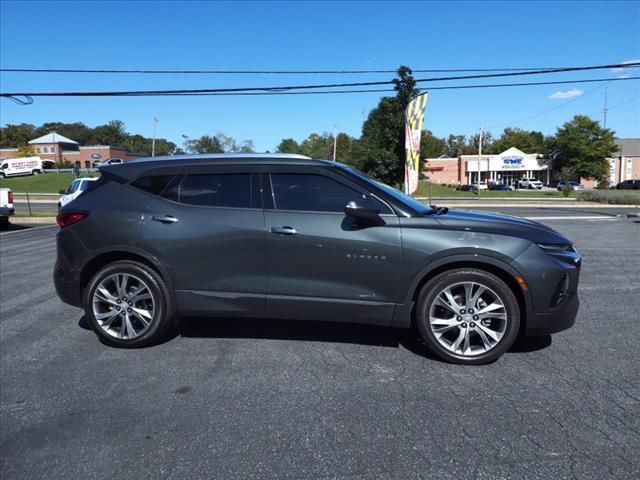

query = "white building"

[463,147,549,186]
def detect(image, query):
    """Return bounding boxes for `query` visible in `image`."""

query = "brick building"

[425,141,640,188]
[0,132,142,168]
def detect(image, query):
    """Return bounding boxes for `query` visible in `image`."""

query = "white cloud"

[618,74,631,79]
[548,88,584,100]
[612,59,640,73]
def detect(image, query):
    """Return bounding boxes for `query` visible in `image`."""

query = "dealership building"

[0,132,142,167]
[424,147,549,187]
[424,140,640,187]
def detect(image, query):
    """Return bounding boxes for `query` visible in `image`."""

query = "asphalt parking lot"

[1,215,639,479]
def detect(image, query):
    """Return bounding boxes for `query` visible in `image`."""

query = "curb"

[9,217,57,225]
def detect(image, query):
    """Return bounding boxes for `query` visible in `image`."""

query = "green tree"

[467,131,494,154]
[420,130,447,159]
[16,144,36,157]
[0,123,36,147]
[548,115,616,180]
[91,120,128,146]
[276,138,302,154]
[489,128,545,154]
[299,133,334,159]
[444,135,467,157]
[357,66,419,186]
[185,135,225,154]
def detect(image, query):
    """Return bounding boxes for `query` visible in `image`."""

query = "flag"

[404,93,428,194]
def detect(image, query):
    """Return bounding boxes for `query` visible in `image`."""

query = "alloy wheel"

[429,281,508,356]
[91,273,155,340]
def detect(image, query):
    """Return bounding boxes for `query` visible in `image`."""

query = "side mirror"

[59,189,66,194]
[344,201,385,226]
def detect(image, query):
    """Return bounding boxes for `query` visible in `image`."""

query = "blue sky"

[0,0,638,152]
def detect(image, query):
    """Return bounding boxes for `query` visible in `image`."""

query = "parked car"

[458,183,487,192]
[557,181,585,191]
[94,158,123,168]
[517,178,543,189]
[488,184,513,191]
[616,179,640,190]
[54,154,582,365]
[0,187,14,230]
[0,156,44,178]
[546,180,561,188]
[58,177,99,209]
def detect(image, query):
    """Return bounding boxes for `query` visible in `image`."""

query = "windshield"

[68,180,81,194]
[337,164,432,215]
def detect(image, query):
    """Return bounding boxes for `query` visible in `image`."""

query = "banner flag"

[404,93,428,194]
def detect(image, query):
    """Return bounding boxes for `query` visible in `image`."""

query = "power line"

[2,75,637,99]
[0,66,614,75]
[486,80,612,130]
[1,63,638,99]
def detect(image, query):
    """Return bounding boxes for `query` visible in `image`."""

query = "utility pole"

[151,117,158,157]
[477,125,483,196]
[603,86,609,128]
[332,125,338,161]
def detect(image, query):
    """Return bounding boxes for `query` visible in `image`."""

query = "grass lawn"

[414,181,575,198]
[0,172,99,193]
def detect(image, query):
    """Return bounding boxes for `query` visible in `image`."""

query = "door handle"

[151,215,179,224]
[270,226,297,235]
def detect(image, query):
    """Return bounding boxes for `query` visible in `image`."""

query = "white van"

[0,157,44,178]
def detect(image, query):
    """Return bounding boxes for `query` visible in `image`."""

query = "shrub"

[577,190,640,205]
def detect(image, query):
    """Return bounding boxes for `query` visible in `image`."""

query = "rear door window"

[163,173,257,209]
[131,175,175,196]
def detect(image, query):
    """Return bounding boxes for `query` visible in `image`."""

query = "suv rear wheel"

[415,268,520,364]
[83,260,174,348]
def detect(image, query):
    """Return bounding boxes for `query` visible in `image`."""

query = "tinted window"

[167,173,254,208]
[270,173,388,213]
[131,175,175,196]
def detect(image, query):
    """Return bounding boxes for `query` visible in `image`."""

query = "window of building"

[35,147,41,154]
[270,173,389,213]
[164,173,254,208]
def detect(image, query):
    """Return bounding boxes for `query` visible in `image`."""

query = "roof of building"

[614,138,640,156]
[28,132,79,145]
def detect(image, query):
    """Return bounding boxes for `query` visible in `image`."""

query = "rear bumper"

[0,206,14,217]
[525,292,578,335]
[53,261,83,307]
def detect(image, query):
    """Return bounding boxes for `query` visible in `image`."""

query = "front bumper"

[513,243,582,336]
[526,292,579,335]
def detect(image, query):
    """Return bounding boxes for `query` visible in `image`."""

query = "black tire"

[83,260,174,348]
[414,268,520,365]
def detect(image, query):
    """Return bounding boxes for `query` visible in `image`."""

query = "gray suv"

[54,154,581,364]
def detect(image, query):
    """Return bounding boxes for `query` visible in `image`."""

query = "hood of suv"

[431,209,571,245]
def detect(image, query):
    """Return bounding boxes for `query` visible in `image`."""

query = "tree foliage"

[16,144,37,157]
[488,128,545,154]
[547,115,616,180]
[0,120,176,156]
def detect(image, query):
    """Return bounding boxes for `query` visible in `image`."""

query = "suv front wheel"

[415,268,520,364]
[83,260,174,348]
